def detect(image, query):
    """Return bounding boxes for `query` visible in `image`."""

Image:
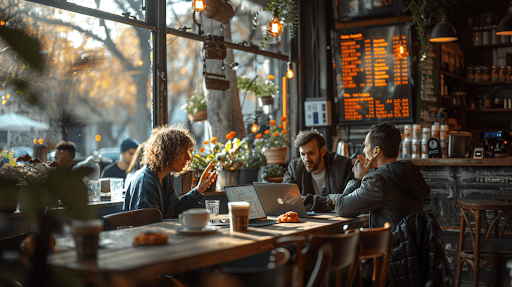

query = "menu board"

[334,0,405,22]
[332,24,413,125]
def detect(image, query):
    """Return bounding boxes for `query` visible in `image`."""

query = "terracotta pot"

[264,146,287,165]
[264,177,283,183]
[188,110,207,122]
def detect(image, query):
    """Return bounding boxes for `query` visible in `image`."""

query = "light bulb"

[267,17,284,37]
[399,45,404,54]
[251,124,259,133]
[192,0,206,12]
[286,62,294,79]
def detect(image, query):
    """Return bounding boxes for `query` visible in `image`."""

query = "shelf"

[465,82,512,86]
[465,43,512,50]
[465,109,512,112]
[441,70,464,80]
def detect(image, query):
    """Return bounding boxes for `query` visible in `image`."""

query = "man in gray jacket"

[283,129,354,213]
[335,123,431,229]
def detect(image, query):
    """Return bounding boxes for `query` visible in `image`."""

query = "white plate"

[176,225,218,235]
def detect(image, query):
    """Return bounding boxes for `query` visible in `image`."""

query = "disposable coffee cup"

[179,208,210,230]
[72,219,103,261]
[228,202,250,232]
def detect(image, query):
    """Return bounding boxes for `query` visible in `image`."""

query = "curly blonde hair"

[142,124,196,175]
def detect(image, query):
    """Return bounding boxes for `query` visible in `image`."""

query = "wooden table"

[48,214,368,284]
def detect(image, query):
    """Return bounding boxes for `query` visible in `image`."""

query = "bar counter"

[408,157,512,166]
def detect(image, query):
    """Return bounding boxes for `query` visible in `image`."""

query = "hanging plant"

[253,0,298,49]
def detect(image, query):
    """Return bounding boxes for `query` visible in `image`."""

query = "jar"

[431,124,440,140]
[491,25,498,44]
[411,139,421,159]
[491,65,499,82]
[472,27,482,46]
[482,26,490,45]
[421,138,429,159]
[467,65,475,83]
[474,66,482,83]
[421,127,431,141]
[482,65,490,82]
[440,125,449,141]
[501,34,510,44]
[499,66,506,82]
[404,124,412,140]
[412,124,421,140]
[507,66,512,83]
[402,139,411,159]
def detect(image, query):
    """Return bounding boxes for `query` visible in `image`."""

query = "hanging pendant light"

[286,62,294,79]
[267,15,284,38]
[429,18,458,43]
[497,2,512,35]
[192,0,206,12]
[250,118,259,133]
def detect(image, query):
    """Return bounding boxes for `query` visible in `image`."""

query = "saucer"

[176,225,218,235]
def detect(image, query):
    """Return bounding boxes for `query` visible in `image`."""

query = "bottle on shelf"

[491,65,499,82]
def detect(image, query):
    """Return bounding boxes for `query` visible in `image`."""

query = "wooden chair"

[455,199,512,287]
[102,208,163,231]
[277,229,362,287]
[358,222,394,287]
[306,243,334,287]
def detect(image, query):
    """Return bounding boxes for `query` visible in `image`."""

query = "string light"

[250,118,259,133]
[267,17,284,37]
[33,139,37,145]
[38,139,43,144]
[192,0,206,12]
[286,62,294,79]
[95,135,101,142]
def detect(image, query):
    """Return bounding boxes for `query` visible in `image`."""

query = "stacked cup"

[402,124,412,159]
[421,127,431,159]
[411,124,422,159]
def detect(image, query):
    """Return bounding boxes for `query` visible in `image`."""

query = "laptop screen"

[224,185,267,220]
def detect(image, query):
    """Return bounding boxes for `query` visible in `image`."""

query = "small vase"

[216,169,239,192]
[188,110,207,122]
[264,146,288,165]
[258,96,274,106]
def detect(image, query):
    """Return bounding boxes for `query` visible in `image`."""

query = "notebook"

[223,185,277,226]
[253,182,309,218]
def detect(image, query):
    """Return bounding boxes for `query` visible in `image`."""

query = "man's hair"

[55,141,76,159]
[368,123,402,158]
[142,124,195,174]
[294,129,325,149]
[126,142,145,174]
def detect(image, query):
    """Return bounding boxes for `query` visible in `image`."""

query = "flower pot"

[264,177,283,183]
[258,96,274,106]
[181,171,193,195]
[264,146,288,165]
[238,168,260,185]
[188,110,207,122]
[216,170,239,192]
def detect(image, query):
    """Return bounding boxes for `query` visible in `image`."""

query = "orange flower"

[211,137,217,144]
[199,147,204,153]
[255,133,262,139]
[268,75,275,80]
[264,130,271,135]
[278,124,283,129]
[280,116,286,122]
[273,132,279,136]
[270,120,276,126]
[282,129,288,134]
[230,131,236,137]
[203,140,208,145]
[226,134,232,140]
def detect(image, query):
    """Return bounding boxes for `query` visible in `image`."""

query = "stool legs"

[456,208,465,287]
[473,210,481,287]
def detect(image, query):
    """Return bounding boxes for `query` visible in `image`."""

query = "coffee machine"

[480,130,511,158]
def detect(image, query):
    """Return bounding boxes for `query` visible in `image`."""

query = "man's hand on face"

[353,154,374,180]
[196,161,217,193]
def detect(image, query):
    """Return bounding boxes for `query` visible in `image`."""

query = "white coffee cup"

[179,208,210,230]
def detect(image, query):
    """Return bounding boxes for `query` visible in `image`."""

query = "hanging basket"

[188,110,207,122]
[258,96,274,106]
[264,146,288,165]
[205,73,230,91]
[204,0,235,24]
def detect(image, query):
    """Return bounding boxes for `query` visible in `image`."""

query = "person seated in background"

[283,129,354,213]
[101,138,139,183]
[55,141,76,168]
[124,124,216,219]
[334,123,431,229]
[124,142,145,189]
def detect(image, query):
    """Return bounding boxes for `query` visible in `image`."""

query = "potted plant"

[187,142,217,194]
[255,116,289,165]
[181,89,207,122]
[253,0,298,49]
[237,76,278,106]
[238,140,266,185]
[262,164,285,183]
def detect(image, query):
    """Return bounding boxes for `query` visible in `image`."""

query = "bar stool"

[456,199,512,287]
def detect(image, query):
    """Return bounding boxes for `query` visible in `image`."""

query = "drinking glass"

[205,200,220,223]
[87,180,100,203]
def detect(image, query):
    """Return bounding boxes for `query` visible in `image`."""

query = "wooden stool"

[455,199,512,287]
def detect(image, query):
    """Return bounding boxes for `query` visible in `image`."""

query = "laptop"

[253,182,309,218]
[223,185,277,226]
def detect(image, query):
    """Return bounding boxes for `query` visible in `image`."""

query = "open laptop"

[223,185,277,226]
[253,182,309,218]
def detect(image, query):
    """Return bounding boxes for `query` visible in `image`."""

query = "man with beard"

[283,129,354,213]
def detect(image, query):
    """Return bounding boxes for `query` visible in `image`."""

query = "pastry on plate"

[277,211,300,223]
[133,232,168,245]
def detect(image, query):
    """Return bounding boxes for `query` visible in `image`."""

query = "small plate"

[176,225,218,235]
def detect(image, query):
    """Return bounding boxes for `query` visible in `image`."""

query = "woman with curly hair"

[124,124,217,219]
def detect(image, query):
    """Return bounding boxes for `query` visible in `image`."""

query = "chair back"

[359,222,394,287]
[102,208,163,231]
[306,243,333,287]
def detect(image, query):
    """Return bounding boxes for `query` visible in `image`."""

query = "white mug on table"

[179,208,210,230]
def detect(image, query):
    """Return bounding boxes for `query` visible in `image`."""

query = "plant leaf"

[0,26,44,72]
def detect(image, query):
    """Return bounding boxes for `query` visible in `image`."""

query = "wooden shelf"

[440,70,464,80]
[408,158,512,166]
[465,43,512,50]
[465,82,512,86]
[465,108,512,112]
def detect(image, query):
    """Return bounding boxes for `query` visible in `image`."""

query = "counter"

[409,158,512,166]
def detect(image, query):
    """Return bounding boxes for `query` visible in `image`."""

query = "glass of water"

[205,200,220,223]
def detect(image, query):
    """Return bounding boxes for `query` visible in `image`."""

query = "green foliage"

[8,73,39,105]
[181,89,206,114]
[254,0,298,49]
[0,148,17,167]
[0,26,45,72]
[237,76,277,98]
[262,164,285,178]
[239,140,266,169]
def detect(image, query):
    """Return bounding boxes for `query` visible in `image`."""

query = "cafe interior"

[1,0,512,286]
